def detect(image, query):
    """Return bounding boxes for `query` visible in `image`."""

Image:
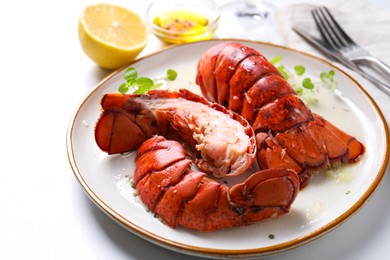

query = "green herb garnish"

[118,83,130,94]
[118,67,177,94]
[295,87,303,96]
[277,65,289,80]
[270,55,337,105]
[320,70,336,90]
[302,78,314,89]
[294,65,305,76]
[124,67,137,81]
[134,77,154,94]
[270,55,282,65]
[167,69,178,81]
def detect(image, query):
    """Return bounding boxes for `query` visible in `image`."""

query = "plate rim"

[66,39,390,258]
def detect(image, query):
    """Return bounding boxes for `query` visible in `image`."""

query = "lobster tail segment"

[196,42,365,187]
[134,136,300,232]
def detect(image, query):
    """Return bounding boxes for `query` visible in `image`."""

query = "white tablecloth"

[1,0,389,259]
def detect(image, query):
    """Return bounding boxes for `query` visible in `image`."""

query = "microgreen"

[295,87,303,95]
[270,55,337,105]
[302,78,314,89]
[124,67,137,81]
[320,70,336,90]
[320,70,335,81]
[277,65,289,80]
[270,55,282,65]
[294,65,305,76]
[118,67,178,94]
[133,77,154,94]
[118,83,130,93]
[167,69,177,81]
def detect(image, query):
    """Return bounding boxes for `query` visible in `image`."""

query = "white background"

[0,0,389,259]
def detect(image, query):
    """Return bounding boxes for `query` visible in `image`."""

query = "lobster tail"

[134,136,300,232]
[95,89,256,178]
[196,42,365,186]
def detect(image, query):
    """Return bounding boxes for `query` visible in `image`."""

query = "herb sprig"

[271,55,336,104]
[320,70,336,90]
[118,67,177,94]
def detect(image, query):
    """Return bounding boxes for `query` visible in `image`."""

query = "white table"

[1,0,389,259]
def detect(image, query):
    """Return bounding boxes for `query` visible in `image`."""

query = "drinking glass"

[217,0,282,43]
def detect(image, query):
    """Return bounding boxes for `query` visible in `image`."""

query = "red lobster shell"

[196,42,365,186]
[95,89,256,178]
[134,135,299,232]
[95,88,300,231]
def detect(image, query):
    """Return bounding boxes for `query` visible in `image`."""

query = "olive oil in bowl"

[147,0,220,44]
[153,10,215,44]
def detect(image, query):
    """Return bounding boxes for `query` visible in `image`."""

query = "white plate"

[67,40,389,258]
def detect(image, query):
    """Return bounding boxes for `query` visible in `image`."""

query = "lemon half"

[78,4,149,69]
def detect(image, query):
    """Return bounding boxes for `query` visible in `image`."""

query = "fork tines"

[311,6,356,50]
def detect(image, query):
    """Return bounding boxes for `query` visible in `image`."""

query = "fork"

[311,6,390,94]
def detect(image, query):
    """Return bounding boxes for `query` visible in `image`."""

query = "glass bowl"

[146,0,220,44]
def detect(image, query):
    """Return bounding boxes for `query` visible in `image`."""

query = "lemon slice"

[78,4,149,69]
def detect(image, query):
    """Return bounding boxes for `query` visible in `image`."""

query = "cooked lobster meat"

[95,88,301,231]
[134,135,299,232]
[196,42,365,186]
[95,89,256,178]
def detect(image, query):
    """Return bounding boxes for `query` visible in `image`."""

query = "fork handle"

[351,63,390,96]
[357,69,390,96]
[329,54,390,96]
[329,52,390,96]
[353,56,390,80]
